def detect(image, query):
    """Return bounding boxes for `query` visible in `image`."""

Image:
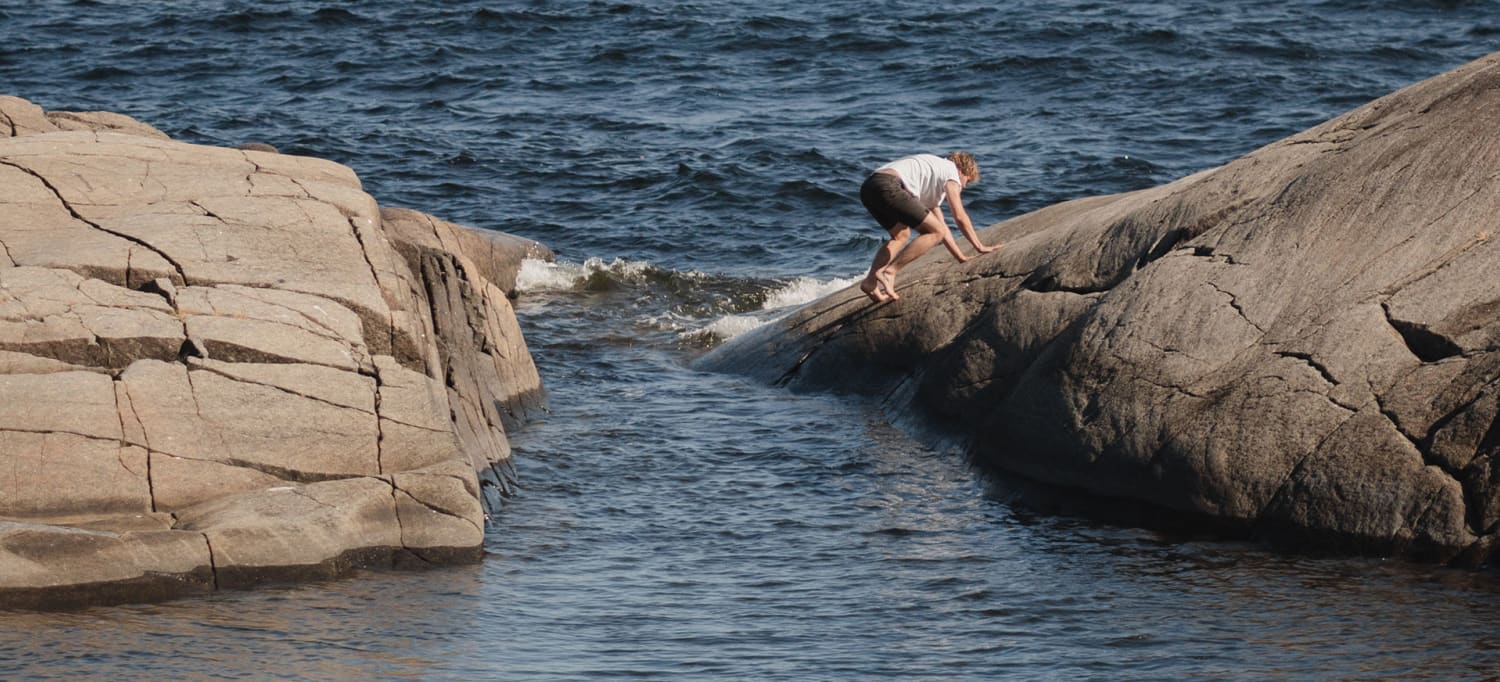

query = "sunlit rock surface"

[0,96,550,608]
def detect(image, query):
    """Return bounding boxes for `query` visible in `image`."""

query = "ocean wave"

[515,256,679,293]
[515,257,856,345]
[759,275,859,311]
[683,274,859,345]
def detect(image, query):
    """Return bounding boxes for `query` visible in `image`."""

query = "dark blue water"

[5,1,1500,678]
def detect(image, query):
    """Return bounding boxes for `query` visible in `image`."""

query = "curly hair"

[947,151,979,183]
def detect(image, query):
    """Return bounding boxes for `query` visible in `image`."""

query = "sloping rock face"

[0,96,550,608]
[703,53,1500,565]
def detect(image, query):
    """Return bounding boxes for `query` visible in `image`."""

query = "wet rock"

[171,477,404,589]
[0,522,214,610]
[0,97,552,608]
[702,51,1500,565]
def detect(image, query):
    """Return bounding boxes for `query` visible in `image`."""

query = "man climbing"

[858,151,999,302]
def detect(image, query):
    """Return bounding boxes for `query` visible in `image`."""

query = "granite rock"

[702,51,1500,566]
[0,97,551,607]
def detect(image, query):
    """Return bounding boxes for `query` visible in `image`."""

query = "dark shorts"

[860,171,928,232]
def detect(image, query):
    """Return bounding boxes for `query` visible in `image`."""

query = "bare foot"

[860,277,890,303]
[875,269,900,300]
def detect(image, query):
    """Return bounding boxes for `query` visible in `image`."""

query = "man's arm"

[931,206,970,262]
[945,180,999,255]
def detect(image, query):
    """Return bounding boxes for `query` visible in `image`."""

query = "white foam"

[691,274,859,342]
[594,256,657,282]
[762,275,859,311]
[514,258,580,293]
[697,314,766,340]
[519,256,859,344]
[514,256,669,294]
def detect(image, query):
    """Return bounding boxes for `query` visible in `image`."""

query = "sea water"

[3,1,1500,678]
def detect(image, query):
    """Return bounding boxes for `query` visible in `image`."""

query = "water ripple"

[3,0,1500,678]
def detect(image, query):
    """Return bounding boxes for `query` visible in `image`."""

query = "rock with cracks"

[0,96,551,609]
[702,52,1500,566]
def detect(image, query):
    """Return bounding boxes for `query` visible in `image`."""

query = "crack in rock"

[377,412,454,434]
[389,480,483,535]
[1290,387,1360,414]
[0,426,144,449]
[188,200,226,223]
[112,376,156,511]
[200,532,220,591]
[347,219,384,290]
[1380,301,1462,362]
[186,363,374,415]
[186,329,370,374]
[1206,281,1267,334]
[1274,350,1339,386]
[0,158,188,285]
[776,348,815,387]
[158,449,369,485]
[388,483,408,550]
[1136,227,1192,272]
[240,150,263,180]
[373,372,386,475]
[1021,272,1115,296]
[285,177,316,200]
[1373,399,1475,536]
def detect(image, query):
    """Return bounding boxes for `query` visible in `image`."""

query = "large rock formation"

[0,96,550,608]
[703,52,1500,565]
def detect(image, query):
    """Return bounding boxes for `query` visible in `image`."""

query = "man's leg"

[861,225,909,301]
[877,211,951,298]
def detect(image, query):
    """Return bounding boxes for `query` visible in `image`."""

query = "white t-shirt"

[877,154,961,209]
